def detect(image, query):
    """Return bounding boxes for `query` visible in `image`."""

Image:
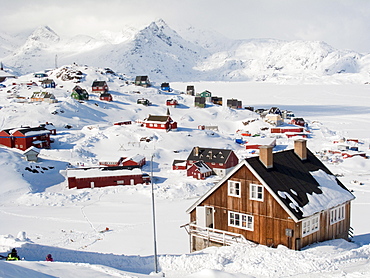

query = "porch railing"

[182,222,255,247]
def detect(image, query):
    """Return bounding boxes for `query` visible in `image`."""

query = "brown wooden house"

[185,139,355,251]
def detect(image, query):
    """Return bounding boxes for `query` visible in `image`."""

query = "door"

[90,182,95,189]
[130,179,135,185]
[196,206,214,228]
[205,207,214,228]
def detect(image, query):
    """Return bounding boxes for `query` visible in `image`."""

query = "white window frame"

[117,180,125,185]
[302,215,320,237]
[228,211,253,231]
[330,204,345,225]
[228,180,241,197]
[250,183,264,201]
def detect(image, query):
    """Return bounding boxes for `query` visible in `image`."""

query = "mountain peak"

[29,26,60,43]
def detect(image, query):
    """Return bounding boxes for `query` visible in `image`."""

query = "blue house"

[161,82,171,92]
[41,79,56,88]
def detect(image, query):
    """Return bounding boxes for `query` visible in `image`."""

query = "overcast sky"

[1,0,370,53]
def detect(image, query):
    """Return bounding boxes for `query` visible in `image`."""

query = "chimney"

[294,139,307,160]
[194,146,199,156]
[259,145,273,168]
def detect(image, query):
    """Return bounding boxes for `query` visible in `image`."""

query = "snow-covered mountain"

[1,19,369,82]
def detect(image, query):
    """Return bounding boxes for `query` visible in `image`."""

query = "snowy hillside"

[0,64,370,277]
[2,19,370,83]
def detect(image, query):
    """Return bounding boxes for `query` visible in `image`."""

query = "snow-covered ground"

[1,65,370,277]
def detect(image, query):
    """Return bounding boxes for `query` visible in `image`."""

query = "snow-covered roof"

[245,137,276,146]
[191,161,212,174]
[187,148,355,221]
[23,146,40,154]
[8,127,51,136]
[123,154,145,163]
[67,167,143,178]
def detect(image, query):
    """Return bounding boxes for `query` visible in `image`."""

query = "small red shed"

[172,160,187,170]
[166,99,178,107]
[100,93,113,101]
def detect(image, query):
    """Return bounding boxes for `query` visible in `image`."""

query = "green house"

[198,90,212,98]
[71,85,89,100]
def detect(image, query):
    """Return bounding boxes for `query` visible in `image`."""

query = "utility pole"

[151,154,159,274]
[55,54,58,69]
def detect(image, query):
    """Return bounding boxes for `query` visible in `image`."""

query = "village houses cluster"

[0,65,362,252]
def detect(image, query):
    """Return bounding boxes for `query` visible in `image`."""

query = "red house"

[166,99,178,107]
[270,126,304,134]
[0,126,51,151]
[245,137,276,149]
[121,155,146,168]
[290,118,305,127]
[67,167,150,189]
[92,81,109,93]
[143,115,177,131]
[186,147,239,178]
[172,160,187,170]
[100,93,113,101]
[187,161,213,180]
[99,155,146,168]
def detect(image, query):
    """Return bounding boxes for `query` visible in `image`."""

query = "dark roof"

[100,93,112,97]
[187,147,355,220]
[195,97,206,104]
[135,76,148,81]
[92,81,107,87]
[246,149,353,220]
[161,82,169,87]
[72,86,88,95]
[41,79,55,84]
[146,115,170,122]
[187,147,233,164]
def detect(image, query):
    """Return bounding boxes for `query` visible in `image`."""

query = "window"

[330,204,345,225]
[228,211,253,231]
[250,184,264,201]
[116,180,125,185]
[228,180,240,197]
[149,124,153,127]
[302,215,320,237]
